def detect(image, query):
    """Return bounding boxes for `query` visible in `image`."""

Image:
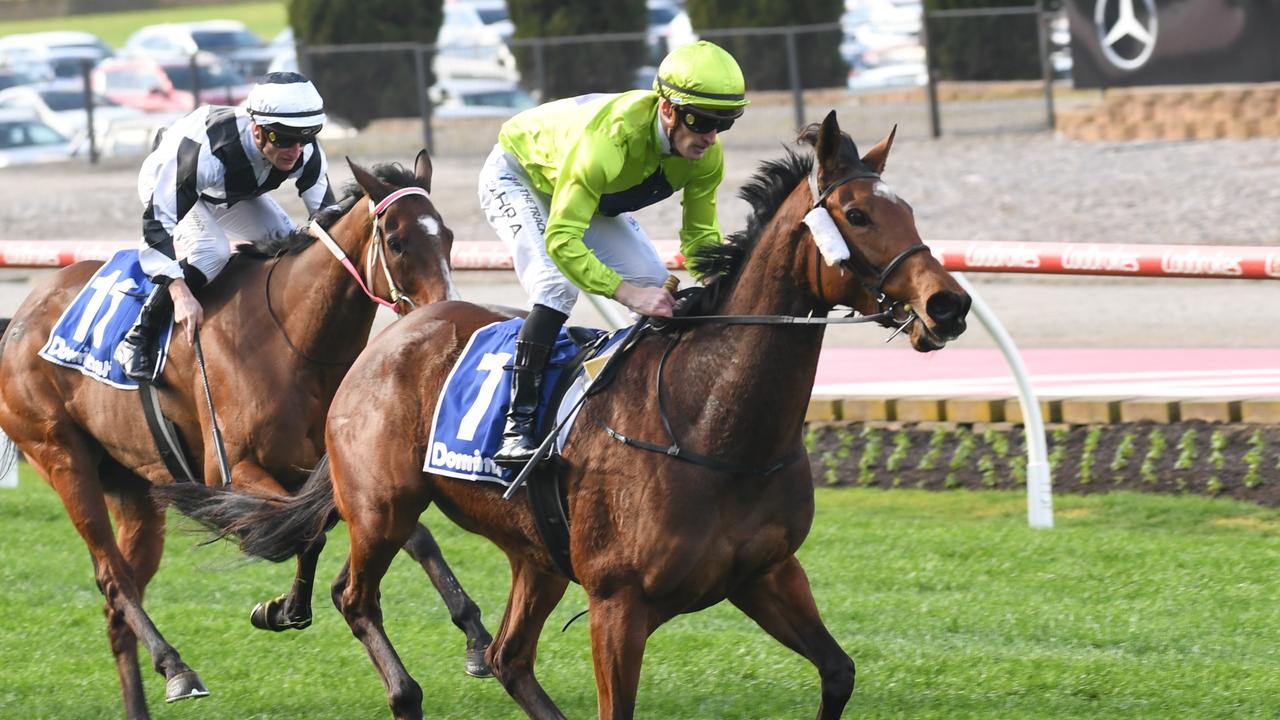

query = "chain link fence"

[291,5,1069,159]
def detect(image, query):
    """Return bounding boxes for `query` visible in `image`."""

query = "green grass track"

[2,463,1278,719]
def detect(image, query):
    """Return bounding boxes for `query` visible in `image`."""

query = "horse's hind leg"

[31,446,207,717]
[488,558,569,719]
[728,556,854,720]
[250,533,325,632]
[402,521,493,677]
[102,472,207,710]
[334,504,429,719]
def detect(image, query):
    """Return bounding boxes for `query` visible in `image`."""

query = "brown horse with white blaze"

[167,112,970,719]
[0,151,493,719]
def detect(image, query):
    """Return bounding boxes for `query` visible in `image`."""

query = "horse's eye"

[845,208,870,227]
[387,235,404,254]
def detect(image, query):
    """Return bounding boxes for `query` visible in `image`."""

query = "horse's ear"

[347,156,391,205]
[860,125,897,175]
[814,110,844,177]
[413,149,433,193]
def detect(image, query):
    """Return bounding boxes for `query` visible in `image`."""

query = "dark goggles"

[676,106,736,134]
[264,127,313,149]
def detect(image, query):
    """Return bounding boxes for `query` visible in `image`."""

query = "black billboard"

[1066,0,1280,88]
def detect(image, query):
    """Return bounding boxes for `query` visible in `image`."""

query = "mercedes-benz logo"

[1095,0,1158,71]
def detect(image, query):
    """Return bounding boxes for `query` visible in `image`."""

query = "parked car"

[0,79,144,140]
[0,63,54,91]
[0,108,73,167]
[123,20,274,79]
[646,0,682,63]
[437,2,518,81]
[0,31,113,79]
[429,77,535,118]
[450,0,514,42]
[94,54,251,113]
[157,53,253,106]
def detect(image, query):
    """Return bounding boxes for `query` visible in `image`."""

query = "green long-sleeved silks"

[498,90,724,297]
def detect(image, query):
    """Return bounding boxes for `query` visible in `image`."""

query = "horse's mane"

[236,163,423,259]
[681,147,813,314]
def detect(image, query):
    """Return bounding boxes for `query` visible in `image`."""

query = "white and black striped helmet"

[246,71,326,137]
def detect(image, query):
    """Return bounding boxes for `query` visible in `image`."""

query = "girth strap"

[138,381,199,483]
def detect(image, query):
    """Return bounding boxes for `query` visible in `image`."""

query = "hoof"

[251,596,312,632]
[465,645,493,679]
[164,671,209,703]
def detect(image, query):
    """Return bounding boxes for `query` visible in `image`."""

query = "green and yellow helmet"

[653,40,748,117]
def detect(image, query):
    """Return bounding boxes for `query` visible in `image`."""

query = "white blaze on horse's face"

[873,180,900,203]
[419,215,461,301]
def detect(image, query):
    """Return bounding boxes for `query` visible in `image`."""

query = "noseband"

[266,186,430,364]
[808,165,929,336]
[311,186,430,315]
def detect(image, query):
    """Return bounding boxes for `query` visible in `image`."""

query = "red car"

[93,53,251,113]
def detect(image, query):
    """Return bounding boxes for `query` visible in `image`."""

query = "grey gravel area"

[1,128,1277,348]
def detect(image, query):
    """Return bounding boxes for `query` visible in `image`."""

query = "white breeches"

[477,144,668,315]
[139,195,295,283]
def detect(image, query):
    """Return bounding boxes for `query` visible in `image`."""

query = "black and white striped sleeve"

[297,143,335,216]
[140,136,205,281]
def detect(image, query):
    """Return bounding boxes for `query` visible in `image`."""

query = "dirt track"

[1,129,1277,349]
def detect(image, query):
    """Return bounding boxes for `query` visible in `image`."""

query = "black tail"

[0,318,17,481]
[155,455,339,562]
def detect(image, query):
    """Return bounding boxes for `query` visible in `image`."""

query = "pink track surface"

[814,348,1280,398]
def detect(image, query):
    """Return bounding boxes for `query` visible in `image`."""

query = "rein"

[602,161,930,475]
[265,186,429,365]
[603,329,803,476]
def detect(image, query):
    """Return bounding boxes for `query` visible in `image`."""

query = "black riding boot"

[493,305,566,469]
[114,283,173,383]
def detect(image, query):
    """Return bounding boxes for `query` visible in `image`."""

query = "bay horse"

[164,112,971,719]
[0,151,493,720]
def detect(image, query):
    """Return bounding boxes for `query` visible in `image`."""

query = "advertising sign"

[1066,0,1280,88]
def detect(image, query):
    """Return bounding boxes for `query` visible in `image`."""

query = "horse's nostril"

[926,291,962,323]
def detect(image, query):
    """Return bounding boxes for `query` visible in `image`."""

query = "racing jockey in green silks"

[477,40,749,468]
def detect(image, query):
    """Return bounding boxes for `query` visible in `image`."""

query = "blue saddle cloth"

[425,317,618,485]
[38,249,174,390]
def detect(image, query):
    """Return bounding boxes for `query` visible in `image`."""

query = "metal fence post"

[785,28,804,130]
[414,44,433,153]
[80,59,98,164]
[920,4,942,138]
[1036,0,1056,131]
[534,40,547,102]
[189,53,201,111]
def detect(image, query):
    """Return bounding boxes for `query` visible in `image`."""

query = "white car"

[429,78,534,118]
[0,108,74,168]
[0,30,113,78]
[0,79,144,141]
[437,3,518,82]
[123,20,274,79]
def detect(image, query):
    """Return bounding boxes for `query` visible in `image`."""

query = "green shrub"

[686,0,845,91]
[1141,428,1167,484]
[1175,429,1199,471]
[507,0,646,99]
[923,0,1041,81]
[290,0,443,129]
[917,425,949,471]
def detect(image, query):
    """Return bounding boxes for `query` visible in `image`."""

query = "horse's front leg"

[402,522,494,677]
[728,555,854,720]
[488,557,569,719]
[587,586,660,720]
